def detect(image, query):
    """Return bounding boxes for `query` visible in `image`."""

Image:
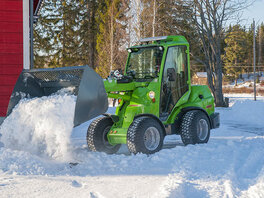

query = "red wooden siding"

[0,0,23,116]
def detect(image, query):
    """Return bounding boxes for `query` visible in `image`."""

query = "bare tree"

[179,0,252,106]
[152,0,156,37]
[140,0,174,38]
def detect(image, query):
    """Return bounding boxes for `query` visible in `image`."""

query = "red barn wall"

[0,0,23,116]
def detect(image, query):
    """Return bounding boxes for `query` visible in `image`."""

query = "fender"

[102,113,119,123]
[181,107,213,129]
[134,113,166,136]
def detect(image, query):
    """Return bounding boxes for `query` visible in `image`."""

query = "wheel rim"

[102,126,115,149]
[197,119,209,141]
[143,127,161,151]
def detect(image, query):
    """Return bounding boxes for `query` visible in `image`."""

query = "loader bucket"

[7,66,108,127]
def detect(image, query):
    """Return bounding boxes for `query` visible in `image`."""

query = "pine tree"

[78,0,99,68]
[34,0,83,68]
[257,23,264,73]
[58,0,82,67]
[244,25,254,78]
[223,25,248,85]
[34,0,60,68]
[96,0,129,78]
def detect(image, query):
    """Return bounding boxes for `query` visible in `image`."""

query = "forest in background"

[34,0,196,77]
[33,0,264,106]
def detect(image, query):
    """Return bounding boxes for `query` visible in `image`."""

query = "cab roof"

[129,35,189,49]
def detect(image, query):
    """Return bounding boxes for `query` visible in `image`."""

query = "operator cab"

[126,36,189,120]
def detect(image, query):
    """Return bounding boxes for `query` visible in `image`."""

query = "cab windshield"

[127,47,163,79]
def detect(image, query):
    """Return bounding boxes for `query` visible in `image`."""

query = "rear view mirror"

[167,68,176,81]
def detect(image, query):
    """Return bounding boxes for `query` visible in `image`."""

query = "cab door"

[160,45,189,119]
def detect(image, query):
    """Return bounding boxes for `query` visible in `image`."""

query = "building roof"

[196,72,207,78]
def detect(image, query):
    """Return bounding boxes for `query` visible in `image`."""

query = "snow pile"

[220,100,264,127]
[0,94,76,161]
[230,100,264,124]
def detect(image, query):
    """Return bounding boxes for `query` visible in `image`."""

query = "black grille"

[23,66,85,88]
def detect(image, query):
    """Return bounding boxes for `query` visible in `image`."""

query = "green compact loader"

[7,35,219,154]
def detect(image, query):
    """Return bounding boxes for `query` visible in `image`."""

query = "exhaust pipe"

[7,65,108,127]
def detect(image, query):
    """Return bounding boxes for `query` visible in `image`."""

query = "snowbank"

[221,100,264,126]
[0,94,76,161]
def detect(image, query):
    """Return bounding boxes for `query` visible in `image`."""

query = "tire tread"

[180,110,210,145]
[127,117,164,154]
[87,116,120,154]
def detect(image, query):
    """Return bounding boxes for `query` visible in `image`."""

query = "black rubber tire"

[127,117,165,154]
[87,116,121,154]
[180,110,210,145]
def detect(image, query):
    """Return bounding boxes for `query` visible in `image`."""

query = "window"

[127,47,163,79]
[160,46,189,116]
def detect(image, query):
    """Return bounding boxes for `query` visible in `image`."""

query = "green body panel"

[105,78,161,145]
[102,35,215,145]
[166,85,215,124]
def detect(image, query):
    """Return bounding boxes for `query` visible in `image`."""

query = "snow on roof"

[195,72,207,78]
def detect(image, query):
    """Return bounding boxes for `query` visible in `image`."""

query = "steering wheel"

[109,70,123,80]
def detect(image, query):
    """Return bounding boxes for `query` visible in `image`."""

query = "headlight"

[148,91,155,99]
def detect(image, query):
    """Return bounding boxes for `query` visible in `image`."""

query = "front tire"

[180,110,210,145]
[127,117,164,154]
[87,116,121,154]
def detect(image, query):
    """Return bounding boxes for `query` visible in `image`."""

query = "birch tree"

[178,0,252,106]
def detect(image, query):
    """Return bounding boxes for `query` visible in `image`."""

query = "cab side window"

[160,46,189,116]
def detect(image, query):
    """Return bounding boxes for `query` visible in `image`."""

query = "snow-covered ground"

[223,72,264,88]
[0,93,264,198]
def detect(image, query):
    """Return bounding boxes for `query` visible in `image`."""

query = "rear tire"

[127,117,164,154]
[180,110,210,145]
[87,116,121,154]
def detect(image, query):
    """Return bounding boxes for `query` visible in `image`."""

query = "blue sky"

[241,0,264,26]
